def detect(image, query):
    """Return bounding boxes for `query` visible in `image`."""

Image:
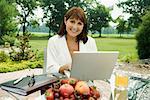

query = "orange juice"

[115,74,128,88]
[114,71,129,100]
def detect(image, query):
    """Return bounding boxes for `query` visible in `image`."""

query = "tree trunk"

[48,29,51,38]
[23,18,26,35]
[23,23,26,35]
[48,18,52,38]
[99,30,102,37]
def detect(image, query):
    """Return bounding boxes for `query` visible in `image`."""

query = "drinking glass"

[115,72,128,89]
[114,70,129,100]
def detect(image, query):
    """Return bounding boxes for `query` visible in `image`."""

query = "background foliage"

[136,11,150,59]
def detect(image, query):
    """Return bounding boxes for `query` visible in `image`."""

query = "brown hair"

[57,7,88,44]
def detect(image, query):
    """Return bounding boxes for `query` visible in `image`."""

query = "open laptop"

[69,51,119,81]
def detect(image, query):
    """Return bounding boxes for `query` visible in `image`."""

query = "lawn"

[30,40,48,52]
[29,33,138,62]
[95,38,138,62]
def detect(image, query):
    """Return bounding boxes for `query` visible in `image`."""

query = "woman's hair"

[57,7,88,44]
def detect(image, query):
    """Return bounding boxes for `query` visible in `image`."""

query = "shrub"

[0,60,43,73]
[136,11,150,59]
[2,35,16,46]
[9,32,37,61]
[0,51,10,62]
[120,54,134,63]
[0,38,4,45]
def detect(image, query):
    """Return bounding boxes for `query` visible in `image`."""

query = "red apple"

[68,78,78,86]
[45,88,54,100]
[60,79,69,84]
[75,81,90,95]
[59,84,74,98]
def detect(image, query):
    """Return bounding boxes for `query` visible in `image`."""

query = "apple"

[45,88,54,100]
[60,79,69,84]
[75,81,90,95]
[68,78,78,86]
[59,84,74,97]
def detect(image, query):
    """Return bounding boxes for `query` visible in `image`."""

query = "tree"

[65,0,86,9]
[0,0,18,37]
[118,0,150,28]
[87,2,111,37]
[41,0,67,37]
[125,18,132,34]
[136,11,150,59]
[15,0,40,34]
[115,16,127,37]
[8,0,40,60]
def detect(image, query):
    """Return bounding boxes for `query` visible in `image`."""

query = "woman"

[47,7,97,74]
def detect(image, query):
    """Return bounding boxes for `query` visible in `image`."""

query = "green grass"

[30,40,48,52]
[95,38,138,62]
[29,34,138,62]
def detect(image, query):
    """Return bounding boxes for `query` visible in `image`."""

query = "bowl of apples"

[45,78,101,100]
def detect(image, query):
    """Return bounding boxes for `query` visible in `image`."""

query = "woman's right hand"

[59,64,71,74]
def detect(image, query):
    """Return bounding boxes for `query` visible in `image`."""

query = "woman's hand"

[59,64,71,74]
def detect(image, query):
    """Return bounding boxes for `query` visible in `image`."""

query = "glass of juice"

[114,70,129,100]
[115,70,128,89]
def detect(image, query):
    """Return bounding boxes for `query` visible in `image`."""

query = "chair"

[43,48,47,74]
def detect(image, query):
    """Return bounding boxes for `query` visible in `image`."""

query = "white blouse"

[46,35,97,73]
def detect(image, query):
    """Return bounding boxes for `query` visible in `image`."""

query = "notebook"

[0,73,66,96]
[70,51,119,81]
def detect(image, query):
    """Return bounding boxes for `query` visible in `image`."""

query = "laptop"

[69,51,119,81]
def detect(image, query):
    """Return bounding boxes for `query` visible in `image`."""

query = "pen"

[13,76,26,85]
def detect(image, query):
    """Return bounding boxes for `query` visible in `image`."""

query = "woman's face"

[65,17,84,38]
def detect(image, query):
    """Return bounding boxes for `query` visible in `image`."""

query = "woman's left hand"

[59,64,71,74]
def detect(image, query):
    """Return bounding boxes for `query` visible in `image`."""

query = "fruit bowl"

[45,78,101,100]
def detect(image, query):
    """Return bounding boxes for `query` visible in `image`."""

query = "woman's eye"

[78,22,83,25]
[70,20,75,23]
